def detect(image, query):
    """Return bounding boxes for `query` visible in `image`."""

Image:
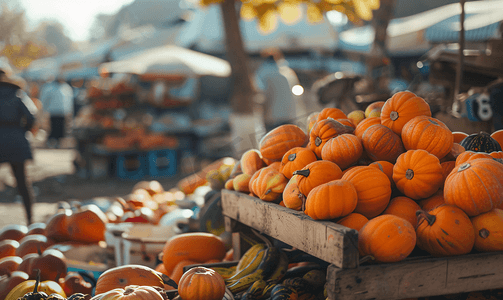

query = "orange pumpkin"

[341,166,392,219]
[455,151,492,166]
[15,234,51,258]
[353,117,381,140]
[359,214,416,263]
[393,150,443,200]
[364,101,385,118]
[309,118,354,158]
[233,173,252,193]
[380,91,431,135]
[178,267,226,300]
[336,213,368,232]
[444,158,503,216]
[382,196,421,228]
[491,129,503,147]
[304,180,358,220]
[416,205,475,256]
[470,208,503,252]
[418,191,445,211]
[321,134,362,170]
[369,161,395,188]
[92,285,165,300]
[335,118,356,129]
[67,204,108,243]
[401,116,453,160]
[316,107,347,121]
[282,176,305,211]
[440,142,466,162]
[249,166,288,202]
[0,225,28,241]
[162,233,226,272]
[440,161,456,188]
[0,256,22,276]
[224,179,234,190]
[452,131,469,144]
[361,124,404,163]
[170,259,200,284]
[293,160,343,197]
[240,149,265,175]
[279,147,317,179]
[490,151,503,160]
[0,240,19,259]
[259,124,308,163]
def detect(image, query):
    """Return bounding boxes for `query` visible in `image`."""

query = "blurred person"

[255,49,300,131]
[0,58,38,225]
[39,76,74,148]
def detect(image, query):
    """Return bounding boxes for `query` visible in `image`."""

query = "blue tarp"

[425,14,503,43]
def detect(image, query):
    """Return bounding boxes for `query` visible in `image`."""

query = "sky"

[17,0,135,41]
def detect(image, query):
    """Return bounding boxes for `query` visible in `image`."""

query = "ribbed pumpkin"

[460,131,502,153]
[233,173,252,193]
[452,131,469,144]
[361,124,404,163]
[336,213,368,232]
[416,205,475,256]
[178,267,226,300]
[306,111,319,133]
[444,158,503,216]
[279,147,317,179]
[309,118,354,158]
[169,259,200,284]
[282,176,305,211]
[440,143,466,162]
[353,117,381,140]
[316,107,347,121]
[393,150,443,200]
[418,191,445,211]
[490,151,503,160]
[401,116,454,160]
[293,160,343,197]
[440,161,456,188]
[0,239,19,259]
[369,161,395,188]
[380,91,431,135]
[240,149,265,175]
[359,214,416,263]
[455,151,492,166]
[259,124,308,162]
[304,180,358,220]
[470,208,503,252]
[321,134,362,170]
[335,118,356,129]
[341,166,392,218]
[249,165,288,202]
[91,286,165,300]
[382,196,421,228]
[491,129,503,148]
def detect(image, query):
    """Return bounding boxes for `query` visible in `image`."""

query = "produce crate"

[221,190,503,300]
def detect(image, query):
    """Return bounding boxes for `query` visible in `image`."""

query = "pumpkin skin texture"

[5,278,66,300]
[240,149,265,175]
[249,166,288,202]
[309,118,354,158]
[178,267,226,300]
[45,209,72,243]
[369,161,395,189]
[91,285,164,300]
[306,111,319,134]
[418,191,445,212]
[490,151,503,160]
[336,213,368,232]
[282,176,305,211]
[321,134,363,170]
[393,150,443,200]
[455,151,492,166]
[460,131,502,153]
[440,161,456,188]
[304,180,358,220]
[67,204,108,243]
[440,143,466,162]
[316,107,347,122]
[470,208,503,252]
[335,118,356,129]
[444,158,503,217]
[162,233,226,273]
[365,101,385,118]
[341,166,392,219]
[401,116,453,160]
[293,160,343,197]
[452,131,469,144]
[361,124,404,163]
[0,239,19,259]
[259,124,308,163]
[353,117,381,140]
[233,173,252,193]
[359,214,416,263]
[491,129,503,147]
[416,205,475,256]
[382,196,421,228]
[279,147,317,179]
[381,91,432,135]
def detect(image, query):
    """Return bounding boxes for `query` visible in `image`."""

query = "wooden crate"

[222,190,503,300]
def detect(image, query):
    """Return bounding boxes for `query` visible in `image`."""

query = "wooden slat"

[221,190,359,269]
[327,251,503,300]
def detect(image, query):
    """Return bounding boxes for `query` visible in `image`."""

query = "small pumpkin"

[240,149,265,176]
[353,117,381,140]
[359,214,416,263]
[308,118,354,158]
[401,116,453,160]
[470,208,503,252]
[293,160,343,197]
[418,191,445,211]
[452,131,469,144]
[342,166,392,219]
[5,271,66,300]
[0,224,28,242]
[282,176,305,211]
[491,129,503,147]
[316,107,347,121]
[361,124,404,163]
[178,267,226,300]
[440,142,466,162]
[455,151,492,166]
[91,285,164,300]
[380,91,432,135]
[439,161,456,188]
[169,259,200,284]
[0,239,19,259]
[279,147,317,179]
[369,160,395,188]
[259,124,308,163]
[393,149,443,200]
[249,166,289,202]
[460,131,502,153]
[365,101,385,118]
[321,134,363,170]
[67,204,108,243]
[382,196,422,228]
[0,256,23,277]
[490,151,503,160]
[233,173,252,193]
[304,180,358,220]
[416,205,475,256]
[336,213,368,232]
[444,158,503,216]
[335,118,356,129]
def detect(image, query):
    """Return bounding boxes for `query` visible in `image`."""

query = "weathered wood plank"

[221,190,359,269]
[327,251,503,300]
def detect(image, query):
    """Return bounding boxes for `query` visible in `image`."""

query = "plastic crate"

[147,149,177,178]
[115,152,148,180]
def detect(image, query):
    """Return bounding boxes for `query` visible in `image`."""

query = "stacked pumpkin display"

[225,91,503,263]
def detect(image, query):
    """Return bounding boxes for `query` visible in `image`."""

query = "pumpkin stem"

[34,269,41,293]
[315,137,322,147]
[458,163,471,172]
[293,169,310,177]
[416,210,436,227]
[405,169,414,180]
[479,228,490,239]
[160,273,178,289]
[288,153,297,161]
[265,189,271,195]
[124,287,134,295]
[390,111,399,121]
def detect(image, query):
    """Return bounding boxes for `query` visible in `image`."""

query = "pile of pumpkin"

[226,91,503,263]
